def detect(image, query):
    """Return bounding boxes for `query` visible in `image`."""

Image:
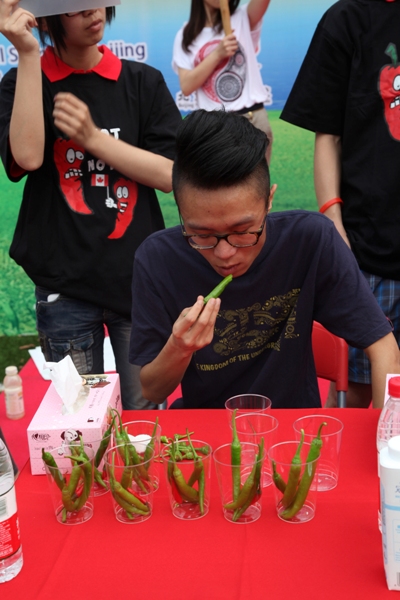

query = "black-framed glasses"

[180,214,268,250]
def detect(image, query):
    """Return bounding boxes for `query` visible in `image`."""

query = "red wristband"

[319,197,343,214]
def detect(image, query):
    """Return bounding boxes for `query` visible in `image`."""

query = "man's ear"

[267,183,277,212]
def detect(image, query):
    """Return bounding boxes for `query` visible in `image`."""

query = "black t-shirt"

[130,211,392,408]
[0,49,182,319]
[280,0,400,280]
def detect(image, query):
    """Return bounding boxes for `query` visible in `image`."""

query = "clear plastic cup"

[161,440,212,520]
[232,412,279,487]
[121,420,162,491]
[104,444,155,524]
[43,444,94,525]
[213,442,265,524]
[225,394,272,425]
[268,441,320,524]
[293,415,343,491]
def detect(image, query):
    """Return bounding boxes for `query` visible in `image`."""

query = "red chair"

[312,321,348,408]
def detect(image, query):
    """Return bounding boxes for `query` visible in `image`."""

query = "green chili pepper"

[108,451,149,516]
[272,460,286,494]
[174,432,194,441]
[94,467,108,489]
[186,429,206,515]
[203,274,233,304]
[73,459,92,511]
[120,445,134,490]
[231,409,242,503]
[225,440,260,512]
[64,450,93,511]
[281,429,305,508]
[171,441,199,503]
[113,480,149,513]
[167,457,183,504]
[112,409,150,487]
[61,463,83,512]
[281,422,327,520]
[232,437,264,522]
[42,448,66,491]
[94,416,115,468]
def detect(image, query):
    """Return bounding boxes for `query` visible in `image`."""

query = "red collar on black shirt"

[41,45,122,82]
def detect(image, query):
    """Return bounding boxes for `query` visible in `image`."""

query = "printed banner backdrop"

[0,0,335,336]
[1,0,335,109]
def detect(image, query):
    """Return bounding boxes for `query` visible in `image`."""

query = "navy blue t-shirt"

[130,211,391,408]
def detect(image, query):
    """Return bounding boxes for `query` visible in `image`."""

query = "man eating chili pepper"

[129,109,400,409]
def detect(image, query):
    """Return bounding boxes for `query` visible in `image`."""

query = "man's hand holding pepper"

[171,296,221,357]
[139,297,221,404]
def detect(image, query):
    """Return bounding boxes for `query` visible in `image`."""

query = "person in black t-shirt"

[280,0,400,408]
[0,2,182,409]
[129,109,400,409]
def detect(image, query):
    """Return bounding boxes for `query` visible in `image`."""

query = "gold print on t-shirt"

[211,288,301,358]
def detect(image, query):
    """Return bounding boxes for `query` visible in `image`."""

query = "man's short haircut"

[37,8,116,56]
[173,109,270,205]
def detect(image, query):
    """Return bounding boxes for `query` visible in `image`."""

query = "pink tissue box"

[27,373,121,475]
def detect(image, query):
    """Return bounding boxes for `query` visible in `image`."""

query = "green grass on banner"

[0,110,316,336]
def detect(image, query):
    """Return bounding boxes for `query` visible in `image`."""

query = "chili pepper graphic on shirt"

[53,137,137,237]
[379,43,400,141]
[54,138,92,214]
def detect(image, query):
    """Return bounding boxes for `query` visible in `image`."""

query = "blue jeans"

[35,287,157,410]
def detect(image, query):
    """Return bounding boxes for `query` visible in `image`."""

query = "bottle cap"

[5,366,18,376]
[388,436,400,461]
[389,377,400,399]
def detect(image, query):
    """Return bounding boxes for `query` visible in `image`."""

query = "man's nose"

[213,239,237,259]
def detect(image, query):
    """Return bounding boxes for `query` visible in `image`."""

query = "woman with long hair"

[172,0,273,163]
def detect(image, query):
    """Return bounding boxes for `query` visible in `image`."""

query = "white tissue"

[128,434,152,454]
[44,355,84,414]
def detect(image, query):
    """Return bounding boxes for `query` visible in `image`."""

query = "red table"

[0,407,390,599]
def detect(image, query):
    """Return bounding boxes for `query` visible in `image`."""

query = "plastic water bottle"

[376,376,400,530]
[3,366,25,420]
[380,435,400,590]
[0,439,23,582]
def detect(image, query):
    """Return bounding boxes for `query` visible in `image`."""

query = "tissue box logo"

[31,433,51,442]
[83,375,110,388]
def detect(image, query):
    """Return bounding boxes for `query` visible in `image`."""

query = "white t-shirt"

[172,5,268,112]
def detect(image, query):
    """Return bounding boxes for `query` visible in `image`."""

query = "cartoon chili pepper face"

[54,138,92,214]
[379,43,400,141]
[108,177,138,239]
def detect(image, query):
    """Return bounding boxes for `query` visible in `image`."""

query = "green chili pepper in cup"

[232,437,264,522]
[225,437,264,514]
[42,448,66,491]
[170,441,199,503]
[186,429,206,515]
[94,415,115,468]
[281,422,327,520]
[231,409,242,503]
[281,429,305,508]
[272,460,286,494]
[203,274,233,304]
